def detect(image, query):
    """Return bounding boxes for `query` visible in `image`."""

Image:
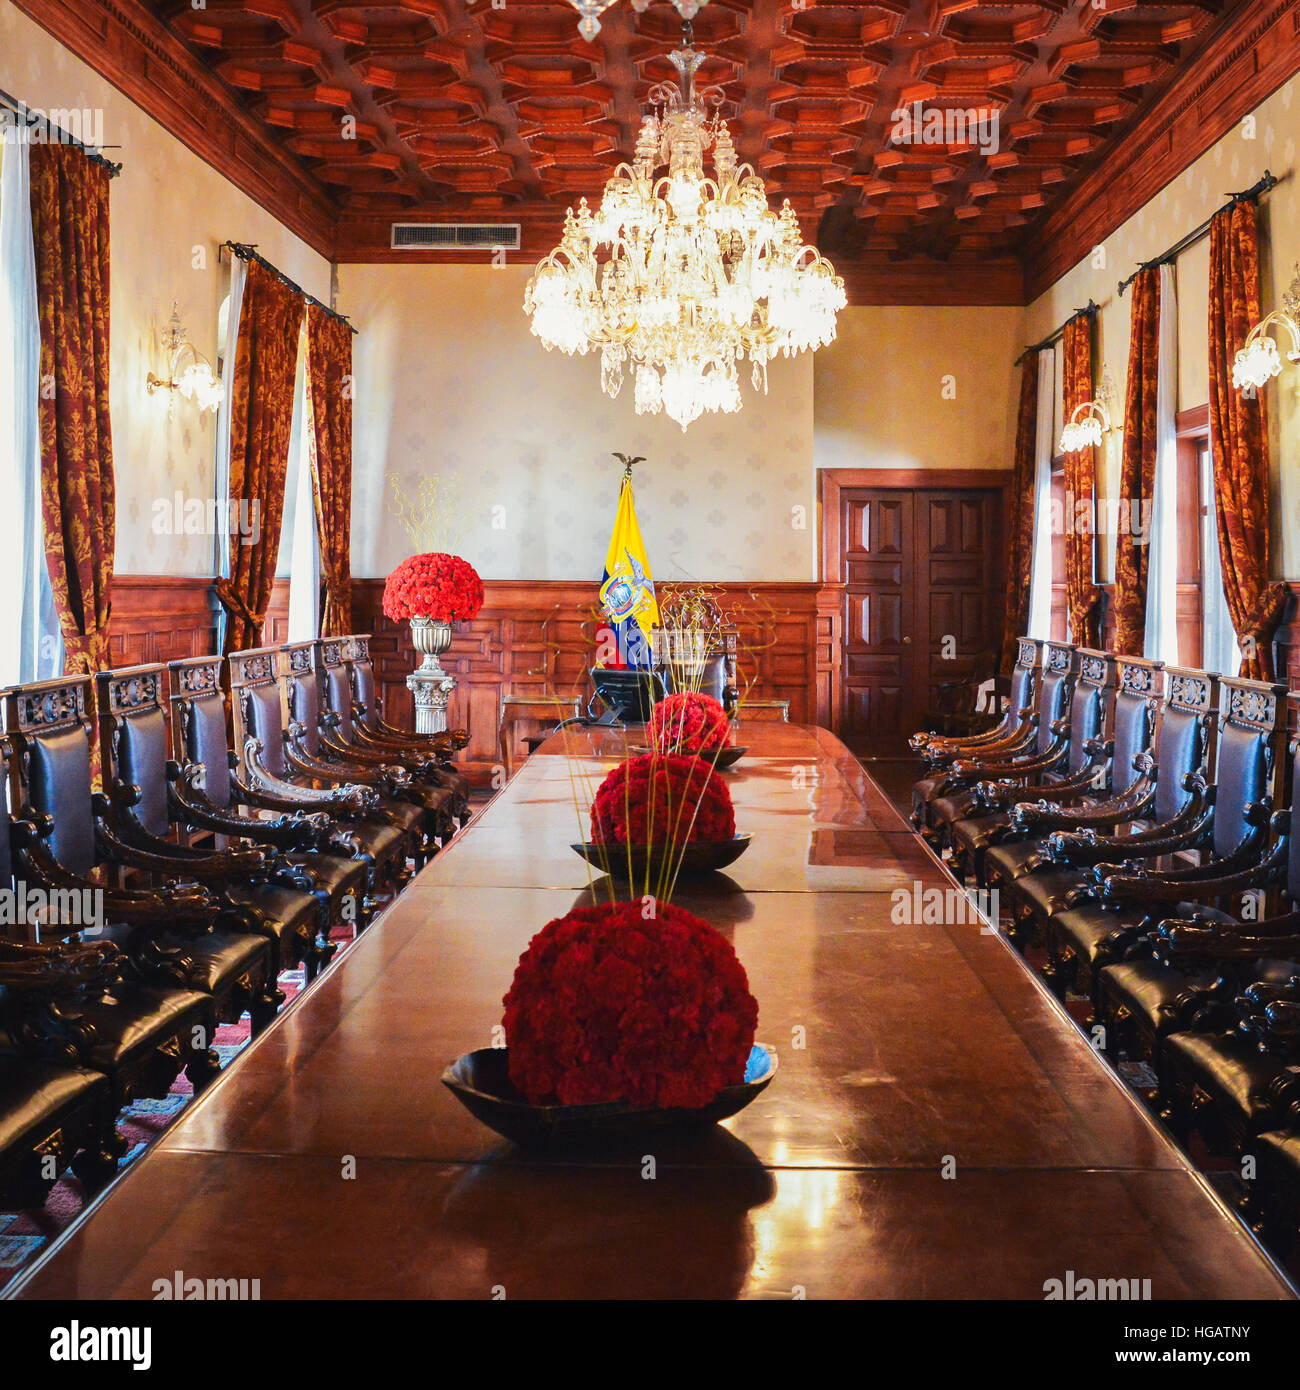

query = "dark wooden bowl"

[629,744,748,769]
[442,1044,777,1148]
[570,833,752,880]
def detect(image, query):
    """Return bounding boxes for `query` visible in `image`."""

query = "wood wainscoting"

[351,578,843,775]
[106,576,221,667]
[107,576,841,771]
[106,576,289,669]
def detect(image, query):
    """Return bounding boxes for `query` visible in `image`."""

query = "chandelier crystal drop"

[524,42,846,431]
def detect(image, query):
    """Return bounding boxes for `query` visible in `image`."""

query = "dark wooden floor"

[8,726,1295,1299]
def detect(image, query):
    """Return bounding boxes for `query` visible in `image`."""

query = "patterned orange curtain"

[999,350,1039,674]
[28,144,115,674]
[1207,200,1288,680]
[306,304,353,637]
[1112,266,1161,657]
[218,260,304,654]
[1061,312,1102,647]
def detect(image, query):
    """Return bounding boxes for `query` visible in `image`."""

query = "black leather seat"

[949,644,1110,882]
[911,637,1040,836]
[169,654,370,974]
[317,637,455,850]
[96,666,284,1032]
[985,654,1160,893]
[1091,675,1289,1057]
[1022,668,1220,1000]
[0,1055,112,1205]
[280,641,426,877]
[233,647,411,895]
[928,642,1077,863]
[1256,1129,1300,1250]
[4,678,223,1105]
[1159,1027,1295,1146]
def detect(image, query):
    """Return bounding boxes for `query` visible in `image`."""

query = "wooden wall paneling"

[261,578,291,649]
[106,576,219,668]
[1271,585,1300,711]
[350,578,838,779]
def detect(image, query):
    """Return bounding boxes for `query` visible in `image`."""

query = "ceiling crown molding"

[1022,0,1300,299]
[12,0,337,257]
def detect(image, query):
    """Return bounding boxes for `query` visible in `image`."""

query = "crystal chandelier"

[523,27,846,431]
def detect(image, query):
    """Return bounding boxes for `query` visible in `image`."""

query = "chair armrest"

[242,736,378,816]
[0,937,121,995]
[169,762,331,851]
[1046,774,1209,865]
[106,779,267,878]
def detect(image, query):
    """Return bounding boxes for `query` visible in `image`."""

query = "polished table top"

[9,724,1295,1299]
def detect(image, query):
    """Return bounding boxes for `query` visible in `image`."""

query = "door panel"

[840,484,1003,754]
[841,491,915,749]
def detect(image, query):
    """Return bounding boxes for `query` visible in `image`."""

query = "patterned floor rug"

[0,928,351,1287]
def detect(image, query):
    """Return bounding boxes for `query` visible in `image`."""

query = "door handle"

[902,636,912,644]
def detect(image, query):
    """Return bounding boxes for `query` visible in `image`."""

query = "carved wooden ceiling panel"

[139,0,1250,288]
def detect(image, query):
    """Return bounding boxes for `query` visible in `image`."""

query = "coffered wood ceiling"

[16,0,1300,302]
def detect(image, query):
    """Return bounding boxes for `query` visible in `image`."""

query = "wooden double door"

[822,471,1008,755]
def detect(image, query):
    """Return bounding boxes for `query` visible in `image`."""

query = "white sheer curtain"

[284,329,321,642]
[1027,346,1056,639]
[213,255,247,652]
[1202,438,1241,677]
[1142,264,1180,664]
[0,124,61,685]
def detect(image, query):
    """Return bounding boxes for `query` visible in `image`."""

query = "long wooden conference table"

[9,724,1296,1299]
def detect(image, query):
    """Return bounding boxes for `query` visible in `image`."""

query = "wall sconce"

[1059,370,1118,454]
[146,303,223,416]
[1232,263,1300,394]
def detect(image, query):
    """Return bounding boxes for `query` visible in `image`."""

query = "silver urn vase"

[406,617,456,734]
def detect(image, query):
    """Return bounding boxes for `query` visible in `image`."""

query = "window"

[1172,407,1237,673]
[277,323,321,642]
[0,117,61,685]
[1198,433,1239,676]
[1026,345,1056,640]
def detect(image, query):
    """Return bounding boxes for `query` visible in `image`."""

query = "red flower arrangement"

[502,900,758,1108]
[590,752,735,846]
[649,691,731,755]
[382,552,484,623]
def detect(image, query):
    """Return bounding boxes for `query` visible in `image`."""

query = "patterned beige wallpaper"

[1025,74,1300,577]
[340,266,1025,582]
[340,263,818,582]
[0,5,332,577]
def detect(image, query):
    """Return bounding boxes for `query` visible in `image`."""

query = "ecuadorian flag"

[598,475,659,670]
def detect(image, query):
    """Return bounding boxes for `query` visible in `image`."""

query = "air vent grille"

[390,223,521,250]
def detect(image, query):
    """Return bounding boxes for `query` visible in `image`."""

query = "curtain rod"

[221,241,357,335]
[1015,301,1097,366]
[0,87,123,178]
[1117,170,1279,296]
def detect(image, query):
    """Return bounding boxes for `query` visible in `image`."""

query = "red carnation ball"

[649,691,731,756]
[502,900,759,1108]
[382,552,484,623]
[591,752,735,846]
